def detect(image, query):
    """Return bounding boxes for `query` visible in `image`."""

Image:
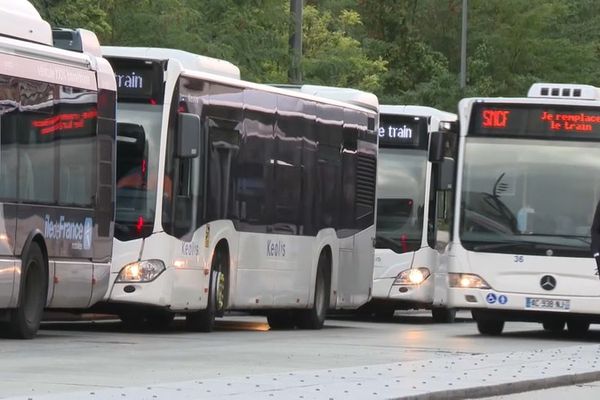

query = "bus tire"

[567,320,590,336]
[8,243,47,339]
[432,307,456,323]
[267,311,296,330]
[119,311,145,329]
[476,318,504,336]
[373,309,395,321]
[542,320,565,333]
[186,252,227,332]
[145,309,175,330]
[297,253,330,330]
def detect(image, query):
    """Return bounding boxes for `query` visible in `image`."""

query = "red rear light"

[400,234,408,253]
[136,216,144,234]
[178,101,188,113]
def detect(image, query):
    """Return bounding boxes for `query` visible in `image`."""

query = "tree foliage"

[32,0,600,113]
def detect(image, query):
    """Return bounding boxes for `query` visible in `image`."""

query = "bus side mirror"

[428,131,444,163]
[439,157,455,190]
[176,113,200,159]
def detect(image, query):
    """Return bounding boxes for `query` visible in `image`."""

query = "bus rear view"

[449,83,600,336]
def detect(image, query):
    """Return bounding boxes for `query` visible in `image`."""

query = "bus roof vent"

[101,47,241,80]
[295,84,379,112]
[0,0,52,45]
[528,83,600,101]
[52,28,102,57]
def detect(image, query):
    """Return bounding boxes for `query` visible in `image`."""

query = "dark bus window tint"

[56,86,97,207]
[0,75,19,200]
[18,79,56,204]
[273,95,303,233]
[355,111,377,232]
[206,117,241,222]
[300,101,317,235]
[315,104,342,231]
[205,84,243,226]
[236,89,276,232]
[116,122,150,237]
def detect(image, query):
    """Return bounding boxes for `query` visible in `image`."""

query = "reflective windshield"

[460,137,600,256]
[115,103,162,241]
[376,148,428,253]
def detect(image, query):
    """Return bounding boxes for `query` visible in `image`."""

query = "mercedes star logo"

[540,275,556,291]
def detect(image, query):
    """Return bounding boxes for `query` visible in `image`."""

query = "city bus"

[369,106,458,322]
[0,2,117,338]
[448,83,600,335]
[100,47,379,331]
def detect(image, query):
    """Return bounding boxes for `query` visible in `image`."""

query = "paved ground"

[2,311,600,399]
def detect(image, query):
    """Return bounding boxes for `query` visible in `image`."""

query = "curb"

[400,371,600,399]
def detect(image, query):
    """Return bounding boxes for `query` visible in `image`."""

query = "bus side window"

[172,127,203,240]
[427,176,437,248]
[18,79,56,204]
[0,75,18,200]
[428,133,457,250]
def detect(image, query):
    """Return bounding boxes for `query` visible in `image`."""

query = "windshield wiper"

[468,240,537,252]
[524,233,591,246]
[375,235,401,250]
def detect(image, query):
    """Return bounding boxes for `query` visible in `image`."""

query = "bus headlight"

[449,273,491,289]
[116,260,165,283]
[394,268,431,285]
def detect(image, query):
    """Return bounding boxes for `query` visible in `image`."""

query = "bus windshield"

[115,103,163,241]
[460,137,600,257]
[375,148,427,253]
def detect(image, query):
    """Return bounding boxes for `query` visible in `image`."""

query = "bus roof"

[462,83,600,108]
[379,105,457,122]
[272,84,379,113]
[528,83,600,101]
[101,46,241,80]
[0,0,52,45]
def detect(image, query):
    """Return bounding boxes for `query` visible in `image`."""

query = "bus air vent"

[52,28,102,57]
[527,83,600,101]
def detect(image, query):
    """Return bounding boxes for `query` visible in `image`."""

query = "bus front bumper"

[108,268,175,308]
[371,275,435,306]
[449,287,600,317]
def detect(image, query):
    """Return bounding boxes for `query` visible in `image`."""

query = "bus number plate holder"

[525,297,570,311]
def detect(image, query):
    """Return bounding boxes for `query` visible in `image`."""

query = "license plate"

[525,297,570,311]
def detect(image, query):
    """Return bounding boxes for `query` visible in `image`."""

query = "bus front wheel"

[297,253,330,330]
[542,320,565,333]
[267,311,296,330]
[475,317,504,336]
[567,320,590,336]
[145,309,175,330]
[186,252,227,332]
[8,243,47,339]
[432,307,456,323]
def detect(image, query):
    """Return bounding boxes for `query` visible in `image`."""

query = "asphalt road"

[2,311,600,399]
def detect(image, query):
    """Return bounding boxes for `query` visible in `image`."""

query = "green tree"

[358,0,453,107]
[302,5,387,92]
[31,0,112,41]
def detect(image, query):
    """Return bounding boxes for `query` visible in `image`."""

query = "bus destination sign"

[471,103,600,140]
[107,58,164,104]
[378,115,427,149]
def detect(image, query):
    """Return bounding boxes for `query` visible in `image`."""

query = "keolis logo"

[267,240,286,257]
[44,215,93,250]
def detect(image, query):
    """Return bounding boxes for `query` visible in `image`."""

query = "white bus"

[448,83,600,335]
[0,2,117,338]
[369,106,458,322]
[99,47,379,331]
